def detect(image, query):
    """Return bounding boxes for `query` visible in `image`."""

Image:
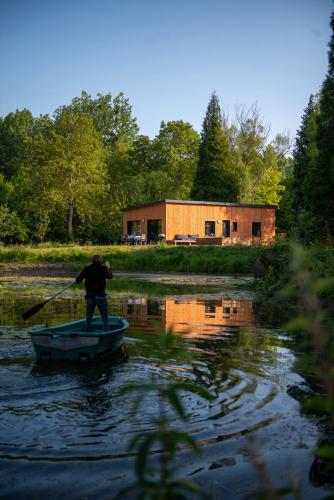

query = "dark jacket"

[76,263,113,296]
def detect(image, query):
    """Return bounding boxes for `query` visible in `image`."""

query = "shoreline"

[0,262,254,279]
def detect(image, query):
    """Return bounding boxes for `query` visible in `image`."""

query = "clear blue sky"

[0,0,333,140]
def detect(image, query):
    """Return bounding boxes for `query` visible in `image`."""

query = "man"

[76,255,113,331]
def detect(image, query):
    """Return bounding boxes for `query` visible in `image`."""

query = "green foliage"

[0,84,314,245]
[0,174,14,206]
[51,108,106,240]
[15,109,106,242]
[289,13,334,243]
[128,135,154,174]
[284,244,334,483]
[0,109,34,180]
[55,90,139,146]
[151,120,200,199]
[191,97,289,208]
[0,204,26,243]
[33,212,50,242]
[235,106,288,206]
[290,95,320,241]
[308,12,334,243]
[118,328,213,498]
[192,93,239,202]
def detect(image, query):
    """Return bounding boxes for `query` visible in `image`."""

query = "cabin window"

[223,220,230,237]
[127,220,141,235]
[127,303,135,314]
[205,221,215,236]
[232,221,238,232]
[205,303,216,318]
[147,299,161,316]
[252,222,261,237]
[205,304,216,314]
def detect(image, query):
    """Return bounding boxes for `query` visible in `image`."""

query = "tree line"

[287,12,334,244]
[0,11,333,245]
[0,92,291,243]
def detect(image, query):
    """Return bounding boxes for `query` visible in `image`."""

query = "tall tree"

[152,120,200,199]
[0,109,34,180]
[191,93,238,202]
[56,91,139,147]
[290,95,319,238]
[52,109,107,241]
[308,12,334,242]
[250,145,285,206]
[17,109,106,241]
[233,106,289,207]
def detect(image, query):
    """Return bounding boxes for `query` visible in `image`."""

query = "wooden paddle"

[21,280,76,320]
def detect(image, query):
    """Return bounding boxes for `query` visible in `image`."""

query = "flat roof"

[123,199,276,211]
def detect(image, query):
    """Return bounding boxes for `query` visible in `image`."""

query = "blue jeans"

[85,295,109,331]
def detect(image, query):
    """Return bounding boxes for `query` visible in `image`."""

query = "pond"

[0,271,330,498]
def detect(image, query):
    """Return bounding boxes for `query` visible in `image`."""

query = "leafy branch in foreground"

[284,244,334,488]
[117,327,213,499]
[246,243,334,498]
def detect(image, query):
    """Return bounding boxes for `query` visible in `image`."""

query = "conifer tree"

[309,12,334,241]
[191,93,238,201]
[291,94,319,237]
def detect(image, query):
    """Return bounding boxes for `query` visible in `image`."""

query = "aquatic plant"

[118,327,213,499]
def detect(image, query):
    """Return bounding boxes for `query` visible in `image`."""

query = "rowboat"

[29,316,129,361]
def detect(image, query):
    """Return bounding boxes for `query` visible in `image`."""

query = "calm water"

[0,272,330,499]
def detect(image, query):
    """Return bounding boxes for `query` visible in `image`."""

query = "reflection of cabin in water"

[123,199,275,245]
[123,297,254,335]
[163,298,254,333]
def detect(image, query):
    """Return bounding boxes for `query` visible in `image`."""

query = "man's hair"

[91,254,103,265]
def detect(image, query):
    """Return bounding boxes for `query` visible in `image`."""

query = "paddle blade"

[21,300,48,320]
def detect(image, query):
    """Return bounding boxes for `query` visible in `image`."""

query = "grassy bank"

[0,244,264,274]
[1,242,333,276]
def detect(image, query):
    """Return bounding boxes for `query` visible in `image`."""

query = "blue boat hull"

[30,316,129,361]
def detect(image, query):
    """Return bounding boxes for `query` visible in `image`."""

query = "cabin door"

[147,219,162,243]
[223,220,230,237]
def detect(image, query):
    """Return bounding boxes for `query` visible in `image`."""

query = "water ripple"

[0,285,324,499]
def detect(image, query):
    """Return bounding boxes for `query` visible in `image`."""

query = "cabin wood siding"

[123,200,275,245]
[165,202,275,244]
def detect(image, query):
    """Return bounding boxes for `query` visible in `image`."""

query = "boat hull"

[30,316,128,361]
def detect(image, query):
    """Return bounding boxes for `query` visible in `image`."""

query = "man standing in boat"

[75,255,113,331]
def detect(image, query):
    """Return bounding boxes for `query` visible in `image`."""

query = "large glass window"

[127,220,141,235]
[147,219,162,242]
[252,222,261,237]
[205,221,215,236]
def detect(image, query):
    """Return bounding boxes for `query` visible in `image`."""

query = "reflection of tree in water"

[190,326,282,396]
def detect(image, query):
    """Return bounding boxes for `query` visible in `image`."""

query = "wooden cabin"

[122,199,275,245]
